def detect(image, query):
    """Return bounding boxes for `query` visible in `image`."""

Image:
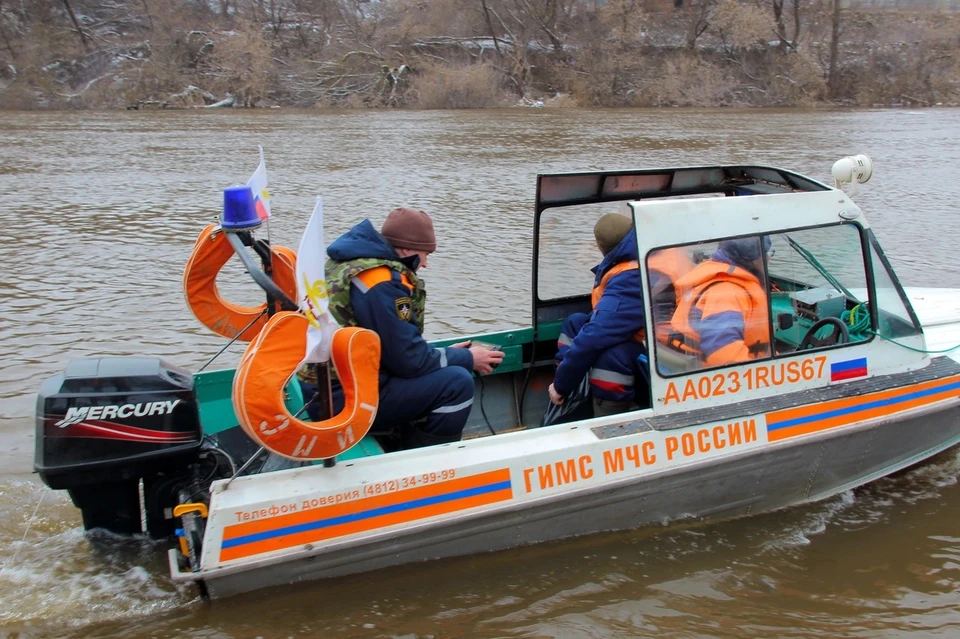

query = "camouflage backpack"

[297,257,426,385]
[325,257,426,332]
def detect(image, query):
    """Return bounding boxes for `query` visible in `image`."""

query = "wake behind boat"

[33,155,960,599]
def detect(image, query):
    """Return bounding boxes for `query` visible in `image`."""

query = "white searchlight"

[831,154,873,196]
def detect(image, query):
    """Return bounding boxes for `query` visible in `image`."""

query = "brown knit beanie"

[594,213,634,256]
[381,207,437,253]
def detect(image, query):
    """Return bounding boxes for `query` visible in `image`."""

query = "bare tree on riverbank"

[0,0,957,109]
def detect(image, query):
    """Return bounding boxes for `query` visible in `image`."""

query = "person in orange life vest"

[548,214,650,417]
[647,246,695,343]
[301,208,503,450]
[670,236,772,368]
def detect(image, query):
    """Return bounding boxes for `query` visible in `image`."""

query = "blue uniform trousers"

[300,366,474,450]
[557,312,646,404]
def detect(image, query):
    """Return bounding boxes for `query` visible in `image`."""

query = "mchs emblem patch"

[395,297,413,321]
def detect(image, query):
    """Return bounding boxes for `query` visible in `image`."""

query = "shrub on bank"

[410,63,509,110]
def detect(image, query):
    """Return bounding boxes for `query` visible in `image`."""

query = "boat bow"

[907,287,960,356]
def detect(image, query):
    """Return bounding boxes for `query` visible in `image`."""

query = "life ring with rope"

[182,224,298,342]
[232,311,381,460]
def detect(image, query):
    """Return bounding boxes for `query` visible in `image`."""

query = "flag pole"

[315,363,336,468]
[258,146,273,247]
[297,196,339,468]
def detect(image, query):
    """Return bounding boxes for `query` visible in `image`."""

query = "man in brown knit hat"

[302,207,503,450]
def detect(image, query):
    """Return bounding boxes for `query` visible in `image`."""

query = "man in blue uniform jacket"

[548,214,648,417]
[307,207,503,450]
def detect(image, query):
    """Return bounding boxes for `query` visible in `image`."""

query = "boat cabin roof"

[533,164,839,330]
[535,165,829,212]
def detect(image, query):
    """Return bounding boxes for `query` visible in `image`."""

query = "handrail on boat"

[223,231,299,312]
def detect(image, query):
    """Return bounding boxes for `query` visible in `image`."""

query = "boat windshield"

[781,234,860,303]
[767,224,868,304]
[537,195,726,304]
[537,202,631,303]
[648,222,878,377]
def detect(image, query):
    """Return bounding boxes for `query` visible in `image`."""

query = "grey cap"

[594,214,634,256]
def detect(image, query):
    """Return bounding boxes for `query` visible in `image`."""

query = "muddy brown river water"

[1,107,960,638]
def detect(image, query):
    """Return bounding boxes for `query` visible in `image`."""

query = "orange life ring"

[232,311,381,460]
[182,224,298,342]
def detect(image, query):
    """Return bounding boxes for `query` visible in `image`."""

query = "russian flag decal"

[830,357,868,382]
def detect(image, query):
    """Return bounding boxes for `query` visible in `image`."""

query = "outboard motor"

[35,357,204,537]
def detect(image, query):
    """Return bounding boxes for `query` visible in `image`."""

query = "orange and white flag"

[296,196,339,363]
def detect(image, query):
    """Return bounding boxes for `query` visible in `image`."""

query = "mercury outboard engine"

[35,357,206,537]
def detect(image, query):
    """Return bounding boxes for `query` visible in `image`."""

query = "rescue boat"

[34,156,960,599]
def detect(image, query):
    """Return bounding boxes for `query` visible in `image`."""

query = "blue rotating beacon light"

[220,185,262,232]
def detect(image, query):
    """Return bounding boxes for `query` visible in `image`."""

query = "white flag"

[247,146,271,220]
[296,196,340,363]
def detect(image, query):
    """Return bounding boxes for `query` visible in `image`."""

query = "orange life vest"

[590,251,694,346]
[647,248,694,344]
[182,224,298,342]
[591,260,646,344]
[670,261,770,367]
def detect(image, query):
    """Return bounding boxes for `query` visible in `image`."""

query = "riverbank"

[2,1,959,111]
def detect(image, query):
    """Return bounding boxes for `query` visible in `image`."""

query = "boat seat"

[331,436,385,460]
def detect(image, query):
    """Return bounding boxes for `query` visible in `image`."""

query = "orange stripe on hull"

[224,468,510,540]
[768,375,960,426]
[219,468,513,563]
[767,374,960,442]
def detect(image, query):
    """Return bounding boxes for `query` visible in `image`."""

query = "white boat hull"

[173,355,960,598]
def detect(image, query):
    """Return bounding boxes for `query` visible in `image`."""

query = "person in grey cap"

[548,213,649,418]
[300,207,503,450]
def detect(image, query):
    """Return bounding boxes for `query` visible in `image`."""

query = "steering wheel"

[797,317,850,351]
